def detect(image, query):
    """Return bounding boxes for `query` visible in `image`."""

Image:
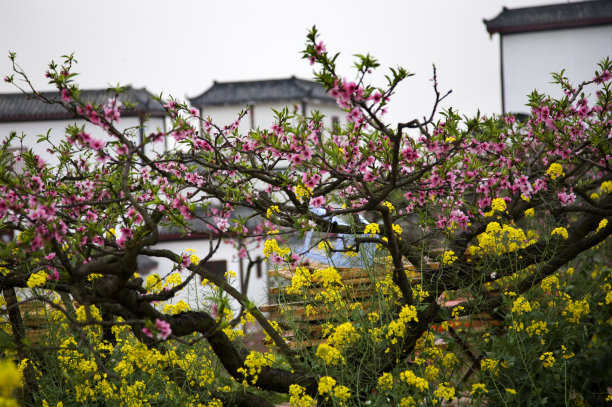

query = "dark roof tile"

[484,1,612,35]
[189,77,334,108]
[0,86,166,122]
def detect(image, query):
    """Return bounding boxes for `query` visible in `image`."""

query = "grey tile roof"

[189,76,334,108]
[484,0,612,35]
[0,86,166,122]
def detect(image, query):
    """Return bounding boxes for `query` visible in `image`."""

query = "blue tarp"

[294,208,379,269]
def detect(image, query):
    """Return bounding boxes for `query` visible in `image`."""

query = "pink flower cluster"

[142,319,172,340]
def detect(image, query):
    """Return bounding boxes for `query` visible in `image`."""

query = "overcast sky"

[1,0,565,124]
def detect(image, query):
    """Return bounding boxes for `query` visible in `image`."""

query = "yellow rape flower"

[329,322,360,349]
[511,296,532,314]
[471,383,488,395]
[378,373,393,390]
[561,345,575,359]
[295,185,312,202]
[551,227,568,239]
[263,239,290,258]
[540,352,555,368]
[596,219,608,233]
[434,383,455,401]
[382,201,395,213]
[524,208,535,217]
[400,397,416,407]
[425,365,439,381]
[364,223,380,235]
[318,240,332,252]
[236,351,274,385]
[491,197,507,212]
[266,205,280,219]
[399,304,418,323]
[26,270,48,288]
[441,250,458,265]
[318,376,336,395]
[289,384,316,407]
[392,224,402,236]
[541,275,559,292]
[399,370,428,391]
[333,385,350,401]
[315,344,343,366]
[562,295,589,323]
[546,163,564,180]
[600,180,612,194]
[0,359,22,402]
[184,248,200,265]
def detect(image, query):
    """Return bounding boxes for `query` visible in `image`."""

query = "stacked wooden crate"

[260,265,421,348]
[260,262,501,349]
[20,301,51,344]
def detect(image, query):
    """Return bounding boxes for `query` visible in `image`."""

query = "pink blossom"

[103,98,122,122]
[363,171,375,182]
[47,268,60,281]
[0,199,8,218]
[89,110,101,126]
[315,41,326,55]
[594,70,611,84]
[61,89,71,102]
[117,227,133,248]
[346,107,362,123]
[150,132,165,143]
[271,252,283,264]
[155,319,172,340]
[180,253,191,269]
[290,154,303,166]
[328,82,341,99]
[142,327,153,338]
[303,173,321,189]
[558,190,576,206]
[370,92,382,103]
[116,145,129,155]
[271,124,284,136]
[88,138,106,151]
[217,218,229,232]
[238,247,248,259]
[309,196,326,208]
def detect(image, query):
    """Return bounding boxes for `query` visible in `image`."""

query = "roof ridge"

[0,86,165,122]
[208,76,319,86]
[189,76,334,107]
[484,0,612,34]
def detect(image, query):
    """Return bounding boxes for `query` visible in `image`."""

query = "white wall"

[200,100,344,133]
[146,237,268,313]
[0,116,166,165]
[502,25,612,114]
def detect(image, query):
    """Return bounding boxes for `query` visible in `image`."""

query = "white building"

[484,0,612,115]
[189,76,344,134]
[0,87,168,164]
[178,77,347,309]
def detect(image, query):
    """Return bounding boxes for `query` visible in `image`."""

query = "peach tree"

[0,28,611,406]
